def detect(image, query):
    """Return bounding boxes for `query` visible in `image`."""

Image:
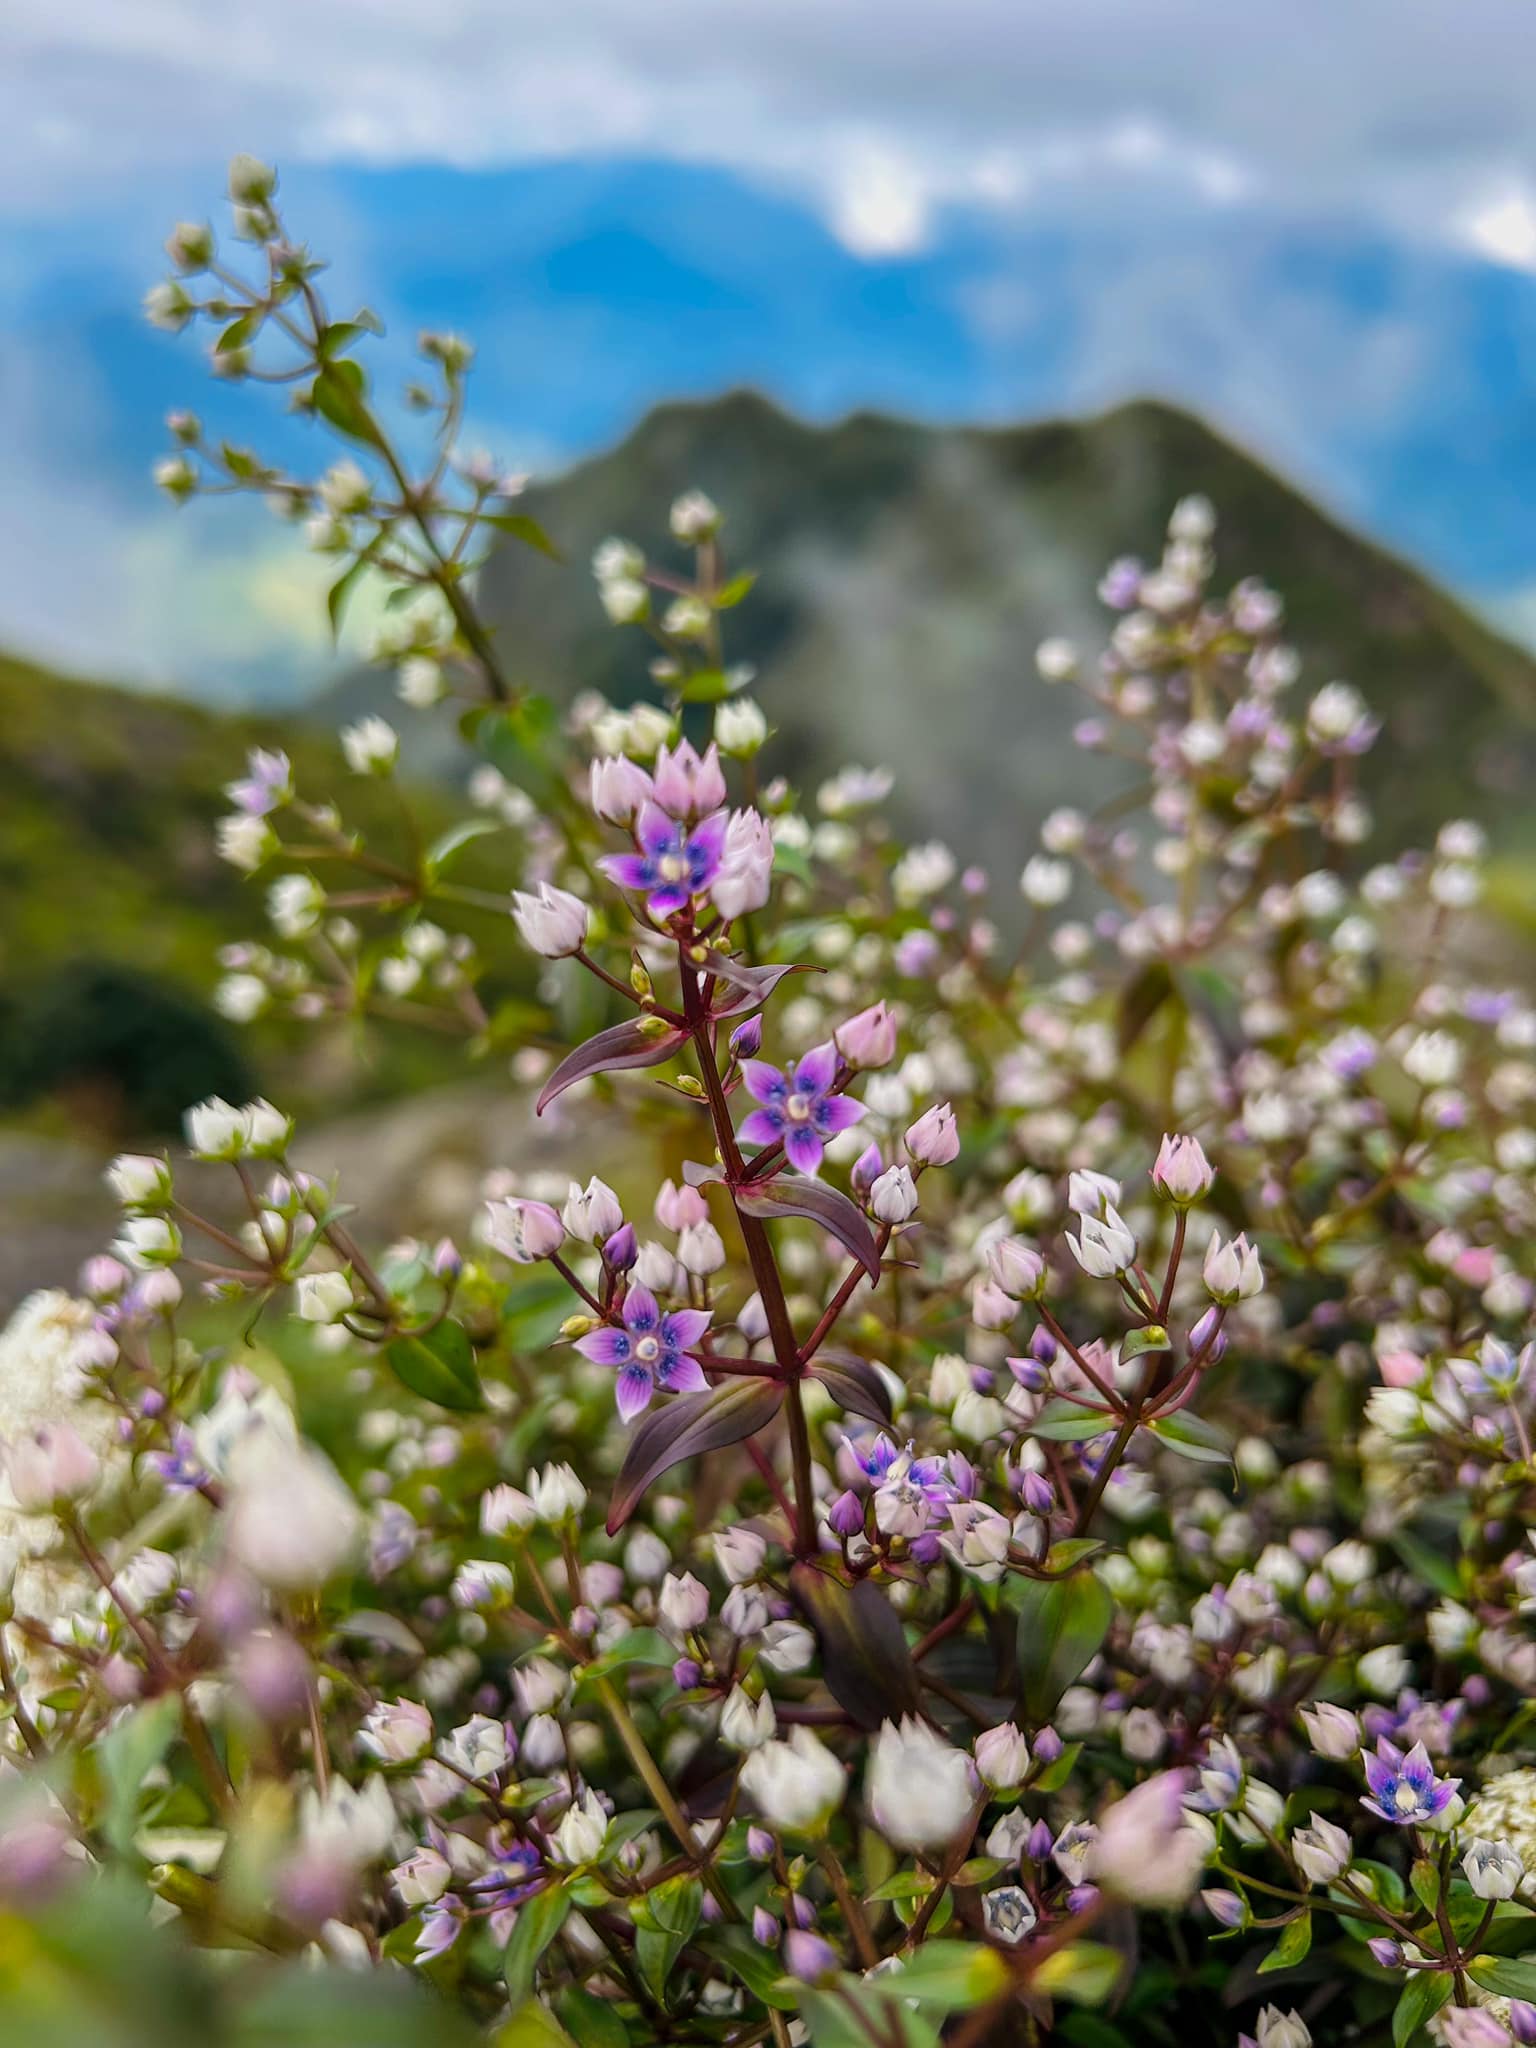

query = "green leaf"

[884,1941,1010,2009]
[424,816,503,877]
[703,1928,799,2011]
[1147,1410,1233,1465]
[495,2009,578,2048]
[326,554,374,640]
[1032,1942,1124,2006]
[796,1982,943,2048]
[1351,1859,1408,1914]
[480,511,561,559]
[98,1694,182,1855]
[1390,1528,1462,1601]
[573,1629,675,1690]
[216,311,260,355]
[1257,1912,1312,1974]
[554,1986,630,2048]
[317,320,372,360]
[385,1320,482,1410]
[1030,1397,1113,1442]
[1121,1325,1170,1360]
[675,667,742,704]
[631,1875,701,2002]
[1470,1956,1536,1999]
[1015,1568,1112,1720]
[1409,1859,1442,1916]
[713,571,757,609]
[1392,1970,1452,2047]
[503,1883,572,2008]
[1033,1738,1083,1792]
[866,1871,933,1903]
[311,360,382,446]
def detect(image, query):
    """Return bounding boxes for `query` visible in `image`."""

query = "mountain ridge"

[471,391,1536,876]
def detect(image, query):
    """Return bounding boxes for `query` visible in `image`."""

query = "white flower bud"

[720,1686,777,1750]
[295,1270,355,1323]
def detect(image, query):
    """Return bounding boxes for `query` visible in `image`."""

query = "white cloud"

[6,0,1536,265]
[1457,180,1536,272]
[827,143,934,257]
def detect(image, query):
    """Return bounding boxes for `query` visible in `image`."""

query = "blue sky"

[4,1,1536,701]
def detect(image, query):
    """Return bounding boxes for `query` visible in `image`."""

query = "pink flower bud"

[1088,1771,1204,1907]
[655,1179,711,1232]
[869,1165,918,1223]
[510,881,588,958]
[652,739,726,820]
[234,1629,313,1722]
[1378,1350,1428,1388]
[712,808,775,921]
[1151,1133,1216,1205]
[971,1280,1016,1331]
[589,753,653,824]
[783,1930,838,1983]
[2,1421,100,1512]
[987,1236,1046,1299]
[828,1490,866,1538]
[905,1102,959,1166]
[975,1722,1030,1789]
[484,1198,565,1263]
[834,1002,898,1070]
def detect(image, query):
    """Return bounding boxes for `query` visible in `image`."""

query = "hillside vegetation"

[480,393,1536,879]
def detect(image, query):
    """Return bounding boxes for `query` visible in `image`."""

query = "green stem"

[595,1676,737,1921]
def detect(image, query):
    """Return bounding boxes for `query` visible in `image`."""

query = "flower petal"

[661,1307,713,1349]
[657,1353,709,1397]
[794,1041,839,1096]
[600,853,654,892]
[635,802,678,858]
[623,1284,660,1334]
[615,1364,655,1423]
[646,883,692,916]
[783,1125,826,1175]
[815,1092,866,1137]
[739,1108,785,1147]
[741,1060,789,1106]
[575,1327,631,1366]
[687,809,730,867]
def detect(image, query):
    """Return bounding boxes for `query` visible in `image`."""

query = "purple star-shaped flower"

[1360,1737,1460,1826]
[846,1431,953,1503]
[739,1041,865,1175]
[574,1284,712,1422]
[468,1832,545,1913]
[599,800,728,917]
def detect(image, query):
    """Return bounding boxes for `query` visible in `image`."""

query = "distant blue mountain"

[3,154,1535,698]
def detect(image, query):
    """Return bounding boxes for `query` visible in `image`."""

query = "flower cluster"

[3,158,1534,2048]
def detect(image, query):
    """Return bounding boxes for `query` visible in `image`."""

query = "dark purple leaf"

[607,1379,785,1534]
[735,1176,881,1281]
[789,1563,923,1729]
[704,959,817,1018]
[806,1350,893,1426]
[536,1018,688,1115]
